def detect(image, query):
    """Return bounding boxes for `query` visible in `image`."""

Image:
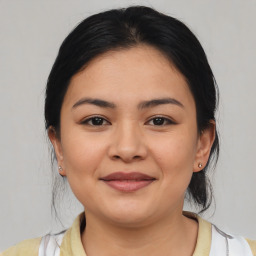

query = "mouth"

[100,172,156,192]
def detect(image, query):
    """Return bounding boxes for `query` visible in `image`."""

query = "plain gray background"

[1,0,256,251]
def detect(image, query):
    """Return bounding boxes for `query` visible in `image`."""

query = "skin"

[49,45,215,256]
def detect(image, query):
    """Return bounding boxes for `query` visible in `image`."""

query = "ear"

[193,121,216,172]
[48,126,66,176]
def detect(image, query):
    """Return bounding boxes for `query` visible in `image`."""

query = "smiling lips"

[100,172,156,192]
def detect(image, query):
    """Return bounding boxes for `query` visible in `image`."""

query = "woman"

[2,5,255,256]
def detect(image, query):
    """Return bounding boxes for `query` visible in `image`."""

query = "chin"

[101,202,155,228]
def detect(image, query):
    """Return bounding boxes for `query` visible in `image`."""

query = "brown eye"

[81,116,110,126]
[152,117,165,125]
[147,116,175,126]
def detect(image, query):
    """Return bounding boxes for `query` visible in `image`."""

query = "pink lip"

[100,172,156,192]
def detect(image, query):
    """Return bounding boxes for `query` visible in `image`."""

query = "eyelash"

[147,116,176,126]
[81,116,110,126]
[80,116,176,126]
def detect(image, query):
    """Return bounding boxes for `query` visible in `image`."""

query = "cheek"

[151,127,198,183]
[61,131,106,177]
[60,133,108,206]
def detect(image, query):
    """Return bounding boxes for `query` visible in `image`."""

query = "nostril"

[112,154,142,162]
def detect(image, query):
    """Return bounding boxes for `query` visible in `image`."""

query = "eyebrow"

[72,97,184,110]
[138,98,184,110]
[72,98,116,109]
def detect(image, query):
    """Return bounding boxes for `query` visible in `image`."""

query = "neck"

[81,210,198,256]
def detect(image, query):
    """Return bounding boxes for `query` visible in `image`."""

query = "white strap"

[209,225,253,256]
[39,231,65,256]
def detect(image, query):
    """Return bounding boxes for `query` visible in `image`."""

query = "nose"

[108,122,148,163]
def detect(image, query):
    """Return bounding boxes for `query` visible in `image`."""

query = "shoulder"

[184,212,256,256]
[246,239,256,256]
[1,237,41,256]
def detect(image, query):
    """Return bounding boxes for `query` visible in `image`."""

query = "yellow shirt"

[2,212,256,256]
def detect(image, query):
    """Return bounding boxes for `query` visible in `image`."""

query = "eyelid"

[145,115,177,125]
[80,115,111,125]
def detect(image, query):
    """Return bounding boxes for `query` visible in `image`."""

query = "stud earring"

[198,163,203,168]
[58,166,65,177]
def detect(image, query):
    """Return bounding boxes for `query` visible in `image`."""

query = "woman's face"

[50,45,214,227]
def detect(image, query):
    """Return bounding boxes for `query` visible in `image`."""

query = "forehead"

[63,45,195,109]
